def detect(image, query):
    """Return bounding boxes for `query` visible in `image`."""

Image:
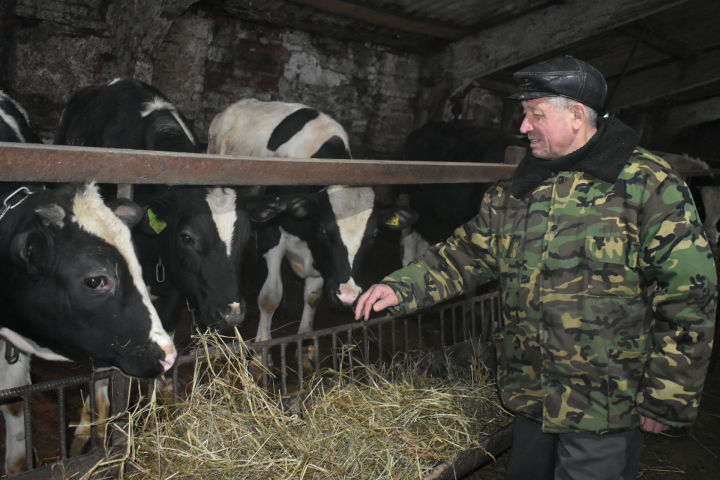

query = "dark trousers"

[505,415,643,480]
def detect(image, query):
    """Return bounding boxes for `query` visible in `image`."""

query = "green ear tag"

[147,208,167,234]
[386,213,401,227]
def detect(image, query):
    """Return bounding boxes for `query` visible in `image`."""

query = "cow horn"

[34,204,65,228]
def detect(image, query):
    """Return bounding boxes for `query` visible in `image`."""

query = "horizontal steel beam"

[0,142,517,186]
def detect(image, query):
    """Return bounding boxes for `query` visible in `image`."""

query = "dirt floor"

[461,362,720,479]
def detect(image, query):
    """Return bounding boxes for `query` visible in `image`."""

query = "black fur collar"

[509,117,639,198]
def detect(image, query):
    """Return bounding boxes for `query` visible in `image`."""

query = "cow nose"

[159,344,177,372]
[336,282,362,306]
[220,301,246,326]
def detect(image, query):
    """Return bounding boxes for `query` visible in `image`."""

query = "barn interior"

[1,0,720,479]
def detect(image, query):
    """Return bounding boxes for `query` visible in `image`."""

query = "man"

[355,55,717,480]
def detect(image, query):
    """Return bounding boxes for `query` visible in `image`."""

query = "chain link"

[0,186,32,222]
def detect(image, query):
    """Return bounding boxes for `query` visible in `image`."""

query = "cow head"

[137,186,285,331]
[0,183,176,378]
[282,185,417,307]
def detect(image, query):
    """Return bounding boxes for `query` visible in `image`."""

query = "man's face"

[519,98,578,159]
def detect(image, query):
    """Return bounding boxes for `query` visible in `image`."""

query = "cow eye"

[180,232,195,245]
[84,276,109,291]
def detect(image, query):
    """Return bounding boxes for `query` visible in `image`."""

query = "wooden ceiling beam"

[289,0,468,39]
[608,48,720,109]
[658,95,720,136]
[437,0,691,95]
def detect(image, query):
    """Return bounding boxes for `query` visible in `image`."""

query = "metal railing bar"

[57,387,67,460]
[0,142,516,186]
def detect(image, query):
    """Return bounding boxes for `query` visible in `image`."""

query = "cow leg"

[298,275,323,336]
[257,243,285,343]
[0,348,31,475]
[297,275,324,373]
[70,378,110,456]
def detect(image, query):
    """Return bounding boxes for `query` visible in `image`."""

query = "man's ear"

[108,198,145,228]
[569,102,586,128]
[377,207,418,231]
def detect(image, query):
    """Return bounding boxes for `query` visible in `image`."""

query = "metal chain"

[0,186,32,222]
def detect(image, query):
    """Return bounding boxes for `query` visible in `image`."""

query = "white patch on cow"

[278,112,350,159]
[0,92,27,142]
[0,108,24,142]
[206,187,237,257]
[207,99,349,159]
[70,184,172,349]
[327,185,374,269]
[140,97,197,146]
[0,328,70,361]
[107,78,122,86]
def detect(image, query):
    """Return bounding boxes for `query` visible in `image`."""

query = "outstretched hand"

[354,284,400,321]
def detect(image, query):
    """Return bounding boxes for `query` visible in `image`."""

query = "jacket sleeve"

[382,189,500,315]
[637,170,717,428]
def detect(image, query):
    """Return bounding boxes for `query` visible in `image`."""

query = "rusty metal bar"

[0,142,516,186]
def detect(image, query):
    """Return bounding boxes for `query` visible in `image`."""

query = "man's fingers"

[354,284,397,321]
[640,416,669,434]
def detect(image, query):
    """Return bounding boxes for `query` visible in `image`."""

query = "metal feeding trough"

[1,290,509,479]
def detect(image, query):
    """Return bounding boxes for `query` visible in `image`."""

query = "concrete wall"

[2,0,428,159]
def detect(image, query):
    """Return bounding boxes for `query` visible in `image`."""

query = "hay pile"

[93,331,510,480]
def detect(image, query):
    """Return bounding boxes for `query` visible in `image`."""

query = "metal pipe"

[0,142,516,186]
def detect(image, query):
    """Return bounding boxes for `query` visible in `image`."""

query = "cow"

[54,78,198,152]
[52,77,258,333]
[0,90,42,143]
[52,80,287,454]
[208,99,416,345]
[0,182,177,475]
[400,121,526,265]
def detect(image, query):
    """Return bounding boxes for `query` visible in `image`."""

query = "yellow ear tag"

[386,213,401,227]
[147,208,168,234]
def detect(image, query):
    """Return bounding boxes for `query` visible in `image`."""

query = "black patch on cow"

[311,135,350,159]
[267,108,320,152]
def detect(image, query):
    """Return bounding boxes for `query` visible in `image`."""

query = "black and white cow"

[133,186,286,333]
[208,99,416,342]
[400,121,526,265]
[51,79,287,455]
[0,90,42,143]
[54,78,198,152]
[52,77,265,332]
[0,182,177,475]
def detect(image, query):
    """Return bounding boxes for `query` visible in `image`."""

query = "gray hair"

[547,96,598,127]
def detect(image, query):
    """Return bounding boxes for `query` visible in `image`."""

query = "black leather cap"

[511,55,607,113]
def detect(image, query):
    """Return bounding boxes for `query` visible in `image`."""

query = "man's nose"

[519,116,531,134]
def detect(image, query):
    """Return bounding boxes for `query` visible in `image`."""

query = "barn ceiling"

[204,0,720,156]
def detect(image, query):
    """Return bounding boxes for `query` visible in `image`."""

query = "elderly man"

[355,55,717,480]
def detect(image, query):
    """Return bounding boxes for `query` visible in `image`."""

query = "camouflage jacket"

[384,122,717,434]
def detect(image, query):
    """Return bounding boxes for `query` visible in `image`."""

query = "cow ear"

[10,230,55,278]
[108,198,145,228]
[285,194,318,218]
[136,191,174,235]
[242,195,287,223]
[377,207,418,231]
[34,204,65,229]
[138,206,169,236]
